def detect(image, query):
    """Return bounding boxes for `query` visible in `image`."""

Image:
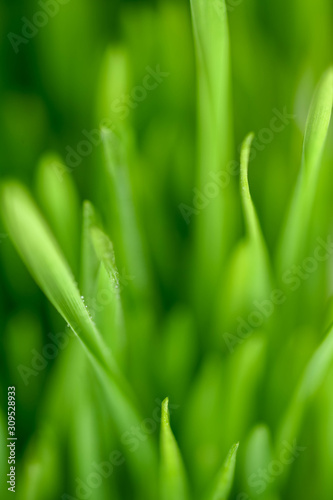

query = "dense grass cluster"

[0,0,333,499]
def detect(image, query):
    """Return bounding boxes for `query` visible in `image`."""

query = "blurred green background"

[0,0,333,499]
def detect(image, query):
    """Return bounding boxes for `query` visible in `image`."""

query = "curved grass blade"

[205,443,239,500]
[0,180,115,376]
[277,322,333,449]
[221,135,272,323]
[240,133,272,294]
[160,398,190,500]
[277,67,333,271]
[240,134,265,249]
[0,181,158,494]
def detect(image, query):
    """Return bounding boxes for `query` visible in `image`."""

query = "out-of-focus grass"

[0,1,333,499]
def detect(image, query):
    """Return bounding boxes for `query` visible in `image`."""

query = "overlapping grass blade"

[1,180,158,496]
[90,226,119,287]
[101,127,150,298]
[204,442,239,500]
[90,226,126,363]
[277,67,333,271]
[160,398,190,500]
[0,180,115,376]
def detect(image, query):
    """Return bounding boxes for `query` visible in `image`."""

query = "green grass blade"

[205,443,239,500]
[190,0,231,133]
[90,226,119,287]
[240,133,272,294]
[160,398,190,500]
[101,127,150,298]
[245,425,273,499]
[190,0,233,307]
[0,181,134,411]
[155,307,197,402]
[96,45,130,126]
[80,200,101,298]
[1,181,158,496]
[277,67,333,271]
[277,322,333,447]
[0,181,114,373]
[181,354,225,490]
[225,333,266,442]
[240,134,264,248]
[221,135,272,324]
[35,152,80,274]
[90,227,126,363]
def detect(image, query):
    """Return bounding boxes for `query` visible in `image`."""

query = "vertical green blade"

[160,398,190,500]
[190,0,234,310]
[277,67,333,271]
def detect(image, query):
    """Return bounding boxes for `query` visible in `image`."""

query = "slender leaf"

[0,181,115,376]
[1,181,158,497]
[35,152,80,273]
[90,226,126,363]
[205,443,239,500]
[190,0,234,307]
[160,398,190,500]
[277,67,333,271]
[240,133,272,294]
[277,322,333,447]
[101,127,150,297]
[80,200,101,298]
